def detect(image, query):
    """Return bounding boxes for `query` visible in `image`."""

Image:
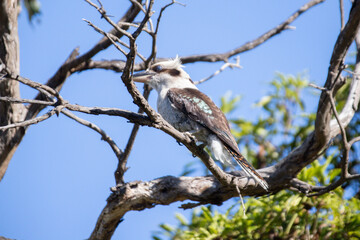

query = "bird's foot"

[183,132,196,141]
[197,142,206,148]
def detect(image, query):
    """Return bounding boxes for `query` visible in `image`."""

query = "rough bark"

[0,0,24,180]
[0,0,143,181]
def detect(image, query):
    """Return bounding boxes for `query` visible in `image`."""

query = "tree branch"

[270,1,360,183]
[0,0,23,181]
[25,0,143,121]
[114,85,151,184]
[73,0,325,73]
[89,172,270,240]
[61,109,123,160]
[315,0,360,146]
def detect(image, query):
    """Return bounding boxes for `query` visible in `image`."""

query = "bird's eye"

[152,65,162,72]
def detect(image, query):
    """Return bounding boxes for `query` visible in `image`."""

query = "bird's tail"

[225,146,269,191]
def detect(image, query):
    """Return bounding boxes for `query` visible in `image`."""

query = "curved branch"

[114,85,151,185]
[25,0,143,121]
[89,172,275,240]
[74,0,325,73]
[315,0,360,145]
[0,1,143,181]
[270,1,360,182]
[61,109,123,160]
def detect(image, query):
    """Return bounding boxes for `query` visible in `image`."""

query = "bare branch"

[0,105,64,131]
[129,0,146,13]
[61,109,123,160]
[179,0,326,63]
[0,96,55,106]
[89,173,271,240]
[74,0,324,74]
[3,72,62,101]
[270,1,360,183]
[25,1,142,121]
[83,18,147,61]
[194,57,242,85]
[315,1,360,145]
[306,28,360,197]
[289,178,319,194]
[340,0,345,31]
[84,0,134,40]
[114,85,151,184]
[83,18,128,56]
[145,0,182,64]
[65,104,152,126]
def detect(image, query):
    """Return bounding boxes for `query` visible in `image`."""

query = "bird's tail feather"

[225,146,269,191]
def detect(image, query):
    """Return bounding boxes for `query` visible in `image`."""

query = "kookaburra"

[132,58,269,191]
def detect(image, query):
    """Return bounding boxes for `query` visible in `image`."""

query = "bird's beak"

[132,71,155,83]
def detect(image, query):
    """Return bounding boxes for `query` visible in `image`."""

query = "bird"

[132,57,269,191]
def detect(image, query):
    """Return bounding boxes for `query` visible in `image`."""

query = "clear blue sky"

[0,0,353,239]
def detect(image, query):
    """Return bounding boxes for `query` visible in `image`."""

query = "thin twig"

[145,0,178,64]
[129,0,146,14]
[349,136,360,145]
[180,0,326,63]
[0,96,55,106]
[194,57,242,85]
[83,19,128,57]
[6,74,62,101]
[0,105,64,130]
[83,19,147,61]
[343,68,360,76]
[114,85,151,184]
[85,0,134,40]
[75,0,325,74]
[117,22,153,35]
[62,109,123,160]
[340,0,345,31]
[235,185,246,217]
[308,83,327,91]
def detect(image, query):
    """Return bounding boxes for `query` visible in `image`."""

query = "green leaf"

[24,0,41,21]
[175,213,188,226]
[159,224,174,233]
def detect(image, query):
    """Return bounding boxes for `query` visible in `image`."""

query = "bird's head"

[132,58,196,92]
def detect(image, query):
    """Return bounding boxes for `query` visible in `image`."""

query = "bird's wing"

[167,88,269,191]
[167,88,240,154]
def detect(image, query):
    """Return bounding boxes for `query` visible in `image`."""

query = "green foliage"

[154,157,360,240]
[160,72,360,240]
[23,0,41,22]
[230,73,313,168]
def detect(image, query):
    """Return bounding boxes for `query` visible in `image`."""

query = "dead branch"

[0,105,64,130]
[25,1,143,121]
[340,0,345,30]
[61,109,123,160]
[73,0,325,74]
[114,85,151,184]
[194,57,242,85]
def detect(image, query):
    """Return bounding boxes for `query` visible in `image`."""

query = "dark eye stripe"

[151,65,181,77]
[167,69,180,76]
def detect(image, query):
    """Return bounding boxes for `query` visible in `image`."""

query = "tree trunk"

[0,0,24,180]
